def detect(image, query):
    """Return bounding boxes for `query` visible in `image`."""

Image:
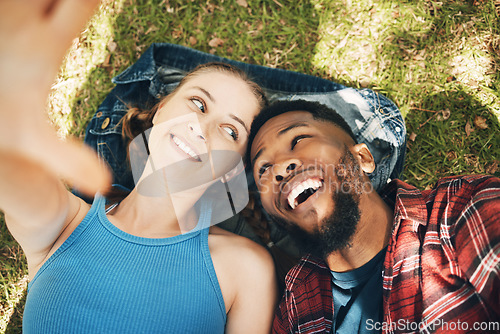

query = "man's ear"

[352,143,375,174]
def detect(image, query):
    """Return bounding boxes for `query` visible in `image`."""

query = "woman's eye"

[191,98,205,113]
[291,135,311,149]
[222,126,239,141]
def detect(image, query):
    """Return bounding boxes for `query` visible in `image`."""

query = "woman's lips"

[170,133,202,162]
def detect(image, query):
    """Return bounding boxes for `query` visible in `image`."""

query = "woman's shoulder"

[30,194,92,278]
[208,225,272,265]
[208,226,277,332]
[208,225,275,286]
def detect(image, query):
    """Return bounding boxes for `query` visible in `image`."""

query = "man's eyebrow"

[251,123,309,166]
[194,86,215,103]
[277,123,309,136]
[230,115,249,134]
[251,148,265,167]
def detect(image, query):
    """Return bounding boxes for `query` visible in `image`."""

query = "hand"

[0,0,111,195]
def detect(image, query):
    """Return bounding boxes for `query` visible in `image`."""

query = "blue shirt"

[23,195,226,333]
[331,248,386,333]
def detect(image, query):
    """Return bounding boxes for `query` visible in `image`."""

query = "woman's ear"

[152,97,170,125]
[352,143,375,174]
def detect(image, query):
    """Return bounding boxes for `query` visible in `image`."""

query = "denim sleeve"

[83,81,154,193]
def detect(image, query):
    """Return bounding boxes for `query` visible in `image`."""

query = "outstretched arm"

[0,0,109,194]
[0,0,110,274]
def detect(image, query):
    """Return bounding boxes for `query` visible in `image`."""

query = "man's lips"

[278,168,325,211]
[170,133,202,162]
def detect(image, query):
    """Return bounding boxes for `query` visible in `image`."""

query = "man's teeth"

[287,179,322,209]
[172,135,199,160]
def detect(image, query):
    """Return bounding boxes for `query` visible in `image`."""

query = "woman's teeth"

[172,135,200,161]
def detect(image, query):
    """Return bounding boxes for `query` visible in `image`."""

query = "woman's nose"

[272,159,302,184]
[188,122,206,142]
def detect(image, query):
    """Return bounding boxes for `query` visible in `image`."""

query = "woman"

[0,1,276,333]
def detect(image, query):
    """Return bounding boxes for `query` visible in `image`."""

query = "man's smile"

[277,168,325,213]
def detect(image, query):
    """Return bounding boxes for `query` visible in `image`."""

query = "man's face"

[250,111,372,256]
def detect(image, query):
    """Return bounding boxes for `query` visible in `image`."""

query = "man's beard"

[270,147,363,260]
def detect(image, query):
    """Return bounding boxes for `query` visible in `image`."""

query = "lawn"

[1,0,499,332]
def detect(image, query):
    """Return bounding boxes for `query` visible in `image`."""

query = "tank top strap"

[198,201,227,316]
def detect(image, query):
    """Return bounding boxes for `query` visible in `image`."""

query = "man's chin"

[271,190,361,260]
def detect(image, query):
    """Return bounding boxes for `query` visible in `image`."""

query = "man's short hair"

[246,99,357,165]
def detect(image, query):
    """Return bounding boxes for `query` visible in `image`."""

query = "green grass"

[0,214,27,333]
[1,0,499,331]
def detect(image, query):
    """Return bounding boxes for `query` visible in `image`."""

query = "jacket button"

[95,111,103,118]
[101,117,110,129]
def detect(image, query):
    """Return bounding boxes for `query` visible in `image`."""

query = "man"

[247,100,500,333]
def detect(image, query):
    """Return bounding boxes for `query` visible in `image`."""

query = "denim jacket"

[83,43,406,254]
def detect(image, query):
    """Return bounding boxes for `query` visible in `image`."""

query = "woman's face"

[147,71,260,180]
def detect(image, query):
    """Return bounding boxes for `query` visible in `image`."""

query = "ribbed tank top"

[23,195,226,333]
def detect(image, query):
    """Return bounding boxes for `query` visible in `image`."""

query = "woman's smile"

[170,133,202,162]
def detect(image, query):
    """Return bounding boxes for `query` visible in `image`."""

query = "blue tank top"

[23,195,226,333]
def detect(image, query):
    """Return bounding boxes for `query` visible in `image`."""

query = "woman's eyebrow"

[230,114,249,134]
[194,86,215,103]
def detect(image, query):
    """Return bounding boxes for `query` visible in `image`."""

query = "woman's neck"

[107,188,199,238]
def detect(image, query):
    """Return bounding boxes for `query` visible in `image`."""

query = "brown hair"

[121,62,268,142]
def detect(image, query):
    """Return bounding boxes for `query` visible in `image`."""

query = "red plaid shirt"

[273,175,500,333]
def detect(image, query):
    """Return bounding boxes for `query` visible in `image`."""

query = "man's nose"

[272,159,302,184]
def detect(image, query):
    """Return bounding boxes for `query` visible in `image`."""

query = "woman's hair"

[121,62,268,142]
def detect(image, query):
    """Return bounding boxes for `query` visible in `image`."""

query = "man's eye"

[222,126,239,141]
[291,135,311,149]
[191,98,205,113]
[258,164,270,178]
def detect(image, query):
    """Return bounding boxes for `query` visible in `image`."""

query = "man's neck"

[325,190,393,272]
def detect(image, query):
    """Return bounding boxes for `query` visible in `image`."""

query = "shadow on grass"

[4,291,26,334]
[311,0,500,187]
[403,88,500,188]
[0,0,322,331]
[381,0,500,186]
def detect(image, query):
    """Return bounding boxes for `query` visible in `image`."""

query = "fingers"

[47,0,101,55]
[0,0,108,197]
[51,139,112,196]
[0,0,101,94]
[23,0,62,16]
[30,133,112,196]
